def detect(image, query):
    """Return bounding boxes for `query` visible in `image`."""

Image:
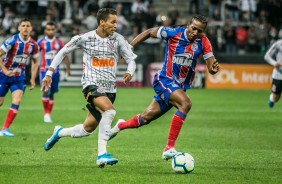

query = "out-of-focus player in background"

[38,21,70,123]
[41,8,137,167]
[264,39,282,108]
[109,15,220,160]
[0,18,39,137]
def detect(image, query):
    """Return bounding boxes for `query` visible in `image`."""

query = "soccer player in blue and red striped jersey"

[37,22,70,123]
[109,15,220,160]
[0,18,39,137]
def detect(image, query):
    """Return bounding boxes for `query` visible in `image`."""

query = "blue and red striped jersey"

[37,36,65,72]
[157,26,214,90]
[0,34,39,78]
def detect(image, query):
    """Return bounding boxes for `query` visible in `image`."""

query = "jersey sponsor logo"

[172,53,193,66]
[91,57,114,67]
[14,55,29,64]
[45,51,57,60]
[96,79,115,89]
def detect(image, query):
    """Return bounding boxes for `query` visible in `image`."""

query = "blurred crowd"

[0,0,282,55]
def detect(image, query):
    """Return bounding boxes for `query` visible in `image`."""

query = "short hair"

[45,21,56,29]
[190,15,208,27]
[18,18,31,26]
[97,8,117,25]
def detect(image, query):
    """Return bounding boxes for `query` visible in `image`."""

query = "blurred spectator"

[82,12,98,31]
[144,5,157,28]
[2,7,16,34]
[189,0,199,14]
[116,3,130,35]
[223,22,237,54]
[268,25,278,46]
[67,0,84,36]
[131,0,149,14]
[83,0,99,15]
[256,24,268,53]
[100,1,114,9]
[235,22,248,54]
[239,0,257,22]
[167,5,179,26]
[225,0,239,22]
[16,0,29,16]
[208,0,221,20]
[247,25,257,53]
[38,0,48,20]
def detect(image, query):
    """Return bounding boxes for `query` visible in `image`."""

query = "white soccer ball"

[171,152,195,174]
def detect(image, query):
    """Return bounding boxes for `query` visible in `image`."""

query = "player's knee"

[180,100,192,113]
[102,109,116,120]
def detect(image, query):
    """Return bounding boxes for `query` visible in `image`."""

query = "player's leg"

[162,89,192,160]
[40,72,51,122]
[268,79,282,108]
[109,99,164,140]
[44,112,96,151]
[47,73,60,121]
[1,81,25,137]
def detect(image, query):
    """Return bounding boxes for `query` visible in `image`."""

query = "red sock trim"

[42,98,49,114]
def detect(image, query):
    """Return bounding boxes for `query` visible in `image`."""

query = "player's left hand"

[29,79,36,90]
[123,72,132,84]
[41,76,52,93]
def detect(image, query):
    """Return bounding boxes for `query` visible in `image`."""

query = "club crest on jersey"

[191,43,198,51]
[161,31,167,38]
[107,40,115,52]
[55,42,60,50]
[28,45,33,53]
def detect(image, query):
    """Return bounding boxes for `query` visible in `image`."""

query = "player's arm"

[30,57,39,90]
[130,27,159,47]
[264,41,280,67]
[0,49,14,77]
[63,55,71,77]
[205,56,220,75]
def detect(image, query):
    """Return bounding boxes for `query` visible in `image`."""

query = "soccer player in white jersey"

[264,39,282,108]
[41,8,137,167]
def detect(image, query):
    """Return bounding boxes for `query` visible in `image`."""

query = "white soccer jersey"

[264,39,282,80]
[50,30,137,92]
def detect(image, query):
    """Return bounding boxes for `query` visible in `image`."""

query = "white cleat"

[162,148,179,160]
[44,114,53,123]
[109,119,125,140]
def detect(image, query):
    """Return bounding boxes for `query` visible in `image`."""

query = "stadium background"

[1,0,281,89]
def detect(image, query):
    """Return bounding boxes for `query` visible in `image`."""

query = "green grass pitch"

[0,87,281,184]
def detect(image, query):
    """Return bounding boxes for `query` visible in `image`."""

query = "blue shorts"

[0,73,26,97]
[152,73,185,112]
[40,71,60,93]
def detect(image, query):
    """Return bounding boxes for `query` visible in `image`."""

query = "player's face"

[186,19,206,41]
[45,25,55,38]
[18,21,32,38]
[101,14,117,36]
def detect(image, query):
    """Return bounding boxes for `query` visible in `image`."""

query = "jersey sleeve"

[118,35,137,75]
[264,40,279,66]
[50,35,83,69]
[201,35,214,60]
[157,26,180,41]
[0,35,16,52]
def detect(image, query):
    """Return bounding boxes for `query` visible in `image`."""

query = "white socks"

[98,109,116,156]
[58,124,91,138]
[269,93,274,102]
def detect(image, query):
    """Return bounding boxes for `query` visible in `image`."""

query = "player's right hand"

[4,70,15,77]
[41,76,52,93]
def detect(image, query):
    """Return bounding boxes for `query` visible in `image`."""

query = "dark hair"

[18,18,31,26]
[97,8,117,25]
[45,21,56,29]
[190,15,208,27]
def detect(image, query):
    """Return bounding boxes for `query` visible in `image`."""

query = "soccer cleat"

[96,153,118,168]
[44,114,53,123]
[268,100,274,108]
[44,126,63,151]
[162,148,179,160]
[109,119,125,140]
[0,128,15,137]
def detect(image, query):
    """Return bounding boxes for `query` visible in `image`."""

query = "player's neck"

[19,33,30,41]
[96,27,108,38]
